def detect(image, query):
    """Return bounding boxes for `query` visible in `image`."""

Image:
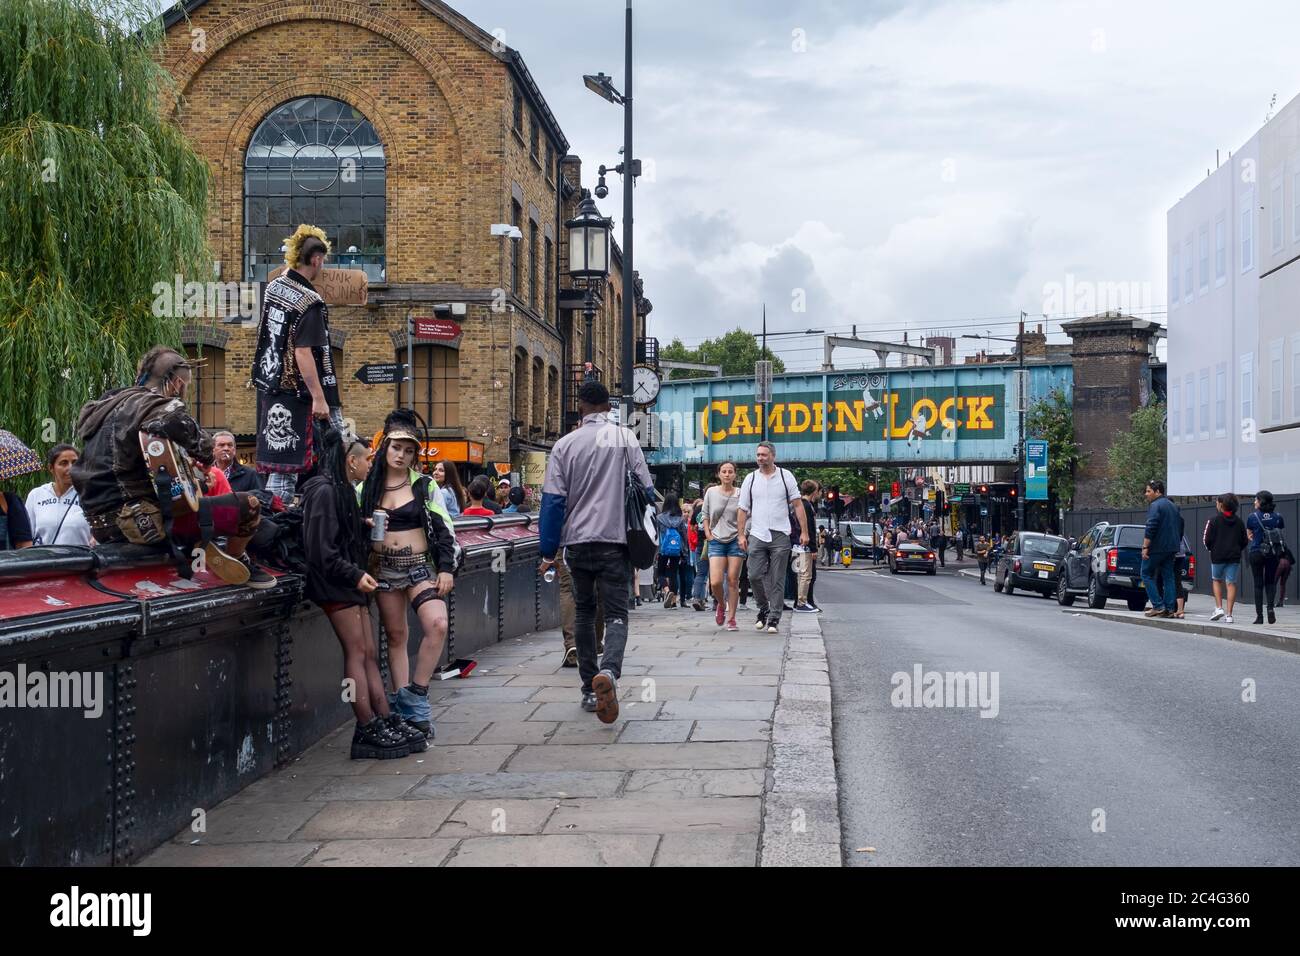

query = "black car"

[993,532,1069,598]
[1057,522,1195,610]
[889,541,937,575]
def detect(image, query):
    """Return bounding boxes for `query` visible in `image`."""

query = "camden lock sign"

[643,365,1074,467]
[696,384,1006,443]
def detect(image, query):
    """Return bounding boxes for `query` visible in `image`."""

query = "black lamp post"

[565,193,612,372]
[583,0,638,423]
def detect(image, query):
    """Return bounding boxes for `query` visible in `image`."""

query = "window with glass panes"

[511,201,522,295]
[244,97,386,283]
[544,236,553,322]
[399,345,459,428]
[529,221,538,310]
[184,345,226,430]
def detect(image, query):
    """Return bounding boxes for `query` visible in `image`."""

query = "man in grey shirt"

[539,381,654,723]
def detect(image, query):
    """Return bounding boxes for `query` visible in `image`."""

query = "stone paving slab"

[445,834,658,867]
[139,601,841,867]
[690,720,771,742]
[506,742,768,772]
[654,832,759,867]
[140,842,321,867]
[435,799,560,837]
[306,839,459,867]
[408,770,626,800]
[623,768,765,798]
[544,797,760,834]
[298,800,459,840]
[472,720,560,745]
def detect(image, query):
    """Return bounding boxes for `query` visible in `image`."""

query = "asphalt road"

[817,562,1300,866]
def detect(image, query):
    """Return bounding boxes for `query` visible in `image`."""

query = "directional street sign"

[412,317,462,341]
[355,363,404,385]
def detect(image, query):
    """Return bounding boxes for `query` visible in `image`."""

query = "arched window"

[400,345,459,429]
[244,96,387,282]
[184,345,226,430]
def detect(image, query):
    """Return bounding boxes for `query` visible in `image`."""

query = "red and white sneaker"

[726,617,739,632]
[715,603,726,626]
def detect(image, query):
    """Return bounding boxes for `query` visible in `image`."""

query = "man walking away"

[976,535,990,585]
[539,381,653,723]
[1140,479,1181,618]
[736,441,810,633]
[794,480,821,613]
[1204,493,1247,624]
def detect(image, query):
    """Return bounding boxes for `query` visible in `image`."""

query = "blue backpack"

[661,524,683,557]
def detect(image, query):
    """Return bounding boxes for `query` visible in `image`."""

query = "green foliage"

[660,328,786,380]
[0,0,210,495]
[1025,387,1084,510]
[1104,402,1167,509]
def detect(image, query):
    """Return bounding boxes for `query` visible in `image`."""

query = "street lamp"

[565,194,612,369]
[962,315,1027,532]
[583,1,638,424]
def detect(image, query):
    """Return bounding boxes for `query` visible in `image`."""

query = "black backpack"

[1259,520,1286,559]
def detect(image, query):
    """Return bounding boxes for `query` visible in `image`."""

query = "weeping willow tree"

[0,0,209,494]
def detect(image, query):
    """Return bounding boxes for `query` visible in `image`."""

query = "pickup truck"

[1057,521,1194,610]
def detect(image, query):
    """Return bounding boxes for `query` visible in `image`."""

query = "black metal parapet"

[0,515,558,866]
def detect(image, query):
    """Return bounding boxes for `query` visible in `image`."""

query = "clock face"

[632,365,661,406]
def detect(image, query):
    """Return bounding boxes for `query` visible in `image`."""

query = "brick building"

[157,0,647,486]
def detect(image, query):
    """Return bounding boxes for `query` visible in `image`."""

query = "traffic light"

[978,484,989,495]
[867,481,877,494]
[1008,486,1017,498]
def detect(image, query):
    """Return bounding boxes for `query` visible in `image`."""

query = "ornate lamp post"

[565,193,612,373]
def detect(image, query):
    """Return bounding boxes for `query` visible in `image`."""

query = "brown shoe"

[204,542,251,585]
[1143,608,1163,617]
[591,669,619,724]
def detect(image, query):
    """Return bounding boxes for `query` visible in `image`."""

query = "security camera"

[594,178,609,200]
[491,223,523,239]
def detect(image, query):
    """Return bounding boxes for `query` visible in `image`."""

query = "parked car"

[1057,522,1195,610]
[993,532,1069,598]
[844,521,885,559]
[889,541,937,575]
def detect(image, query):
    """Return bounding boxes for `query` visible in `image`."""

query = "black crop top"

[387,497,422,532]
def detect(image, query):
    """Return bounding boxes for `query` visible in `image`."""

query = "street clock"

[631,364,662,406]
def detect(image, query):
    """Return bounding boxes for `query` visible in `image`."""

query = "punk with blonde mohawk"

[283,224,330,269]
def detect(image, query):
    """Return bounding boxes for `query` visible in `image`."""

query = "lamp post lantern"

[565,193,612,369]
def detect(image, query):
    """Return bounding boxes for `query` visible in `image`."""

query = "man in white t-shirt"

[737,441,810,633]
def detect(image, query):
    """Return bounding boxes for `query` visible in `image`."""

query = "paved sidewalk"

[1067,605,1300,653]
[140,600,839,867]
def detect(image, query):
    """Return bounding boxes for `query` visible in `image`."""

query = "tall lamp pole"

[583,2,637,425]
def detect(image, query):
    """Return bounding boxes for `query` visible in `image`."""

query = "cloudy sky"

[467,1,1296,369]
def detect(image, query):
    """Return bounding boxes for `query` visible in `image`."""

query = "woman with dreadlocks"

[360,409,456,741]
[300,427,425,759]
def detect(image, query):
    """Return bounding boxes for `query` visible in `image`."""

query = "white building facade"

[1167,93,1300,496]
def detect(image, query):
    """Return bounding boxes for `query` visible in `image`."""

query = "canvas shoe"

[1209,607,1225,621]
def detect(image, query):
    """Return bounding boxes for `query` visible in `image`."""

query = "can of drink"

[543,567,557,584]
[370,510,388,542]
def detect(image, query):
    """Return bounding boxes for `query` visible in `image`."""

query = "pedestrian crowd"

[0,225,533,763]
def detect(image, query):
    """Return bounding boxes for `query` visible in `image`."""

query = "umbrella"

[0,430,43,481]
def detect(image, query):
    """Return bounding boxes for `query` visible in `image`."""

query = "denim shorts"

[1211,562,1240,585]
[708,538,746,559]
